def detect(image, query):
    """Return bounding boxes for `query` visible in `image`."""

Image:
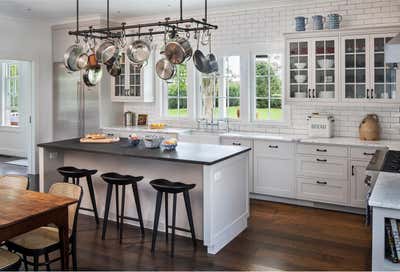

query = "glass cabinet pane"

[372,36,396,99]
[114,53,126,97]
[314,39,335,99]
[344,38,367,99]
[289,41,309,98]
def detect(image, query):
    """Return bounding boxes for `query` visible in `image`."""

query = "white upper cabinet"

[110,49,155,103]
[342,33,398,102]
[285,26,400,104]
[286,36,339,101]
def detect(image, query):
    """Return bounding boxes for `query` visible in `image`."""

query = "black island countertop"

[38,138,251,165]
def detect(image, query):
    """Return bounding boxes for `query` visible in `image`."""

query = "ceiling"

[0,0,287,23]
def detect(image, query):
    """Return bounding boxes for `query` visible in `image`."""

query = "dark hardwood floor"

[72,200,371,271]
[0,155,27,176]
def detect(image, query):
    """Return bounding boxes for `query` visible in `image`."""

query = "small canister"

[312,15,325,30]
[124,111,136,127]
[326,13,342,29]
[295,16,308,31]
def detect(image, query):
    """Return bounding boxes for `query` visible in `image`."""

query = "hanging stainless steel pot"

[76,53,89,70]
[64,44,84,72]
[127,39,151,65]
[156,58,176,80]
[106,60,122,77]
[83,65,103,87]
[206,34,218,73]
[96,40,120,66]
[164,36,192,65]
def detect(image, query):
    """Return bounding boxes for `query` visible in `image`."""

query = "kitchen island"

[38,138,251,254]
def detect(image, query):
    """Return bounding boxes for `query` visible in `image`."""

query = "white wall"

[0,15,52,171]
[117,0,400,139]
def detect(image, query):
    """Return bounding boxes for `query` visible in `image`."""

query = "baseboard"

[250,193,364,215]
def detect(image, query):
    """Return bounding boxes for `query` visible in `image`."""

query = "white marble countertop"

[369,172,400,209]
[102,126,191,135]
[102,126,400,150]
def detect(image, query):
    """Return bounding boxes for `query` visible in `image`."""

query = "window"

[166,64,188,118]
[200,56,240,120]
[1,63,20,126]
[255,54,283,121]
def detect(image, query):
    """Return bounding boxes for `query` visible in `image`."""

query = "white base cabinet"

[350,160,370,208]
[253,140,296,198]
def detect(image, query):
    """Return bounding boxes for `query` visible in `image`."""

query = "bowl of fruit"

[143,135,164,149]
[161,138,178,151]
[128,134,141,147]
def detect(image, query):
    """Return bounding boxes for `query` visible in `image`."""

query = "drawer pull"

[316,181,327,185]
[316,148,327,152]
[232,142,242,146]
[363,152,375,156]
[316,158,327,162]
[268,145,279,149]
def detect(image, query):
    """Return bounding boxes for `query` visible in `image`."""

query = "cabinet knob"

[366,89,370,99]
[268,145,279,149]
[316,181,328,185]
[232,142,242,146]
[363,152,375,156]
[370,89,374,99]
[316,148,327,152]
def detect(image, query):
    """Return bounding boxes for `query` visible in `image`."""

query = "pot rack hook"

[106,0,110,37]
[75,0,80,44]
[120,22,127,47]
[149,28,154,42]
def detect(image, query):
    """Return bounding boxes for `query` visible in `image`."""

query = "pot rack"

[68,0,218,41]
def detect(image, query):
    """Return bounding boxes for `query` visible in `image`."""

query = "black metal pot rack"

[69,0,218,40]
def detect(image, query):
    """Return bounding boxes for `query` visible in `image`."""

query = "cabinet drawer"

[296,155,348,180]
[254,140,294,159]
[221,137,252,148]
[350,147,378,161]
[297,177,348,205]
[297,144,348,157]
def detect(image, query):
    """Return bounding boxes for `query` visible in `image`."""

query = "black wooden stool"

[58,166,99,224]
[150,179,196,257]
[101,172,145,242]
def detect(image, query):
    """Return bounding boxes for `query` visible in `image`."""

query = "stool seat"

[150,179,195,193]
[58,166,97,178]
[101,172,144,185]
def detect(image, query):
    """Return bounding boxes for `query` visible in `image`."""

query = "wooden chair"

[0,175,29,190]
[6,183,82,271]
[0,248,21,271]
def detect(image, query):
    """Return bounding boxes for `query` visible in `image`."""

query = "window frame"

[161,61,195,120]
[1,62,20,127]
[250,51,288,125]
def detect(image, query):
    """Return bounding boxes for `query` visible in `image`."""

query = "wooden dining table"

[0,185,77,270]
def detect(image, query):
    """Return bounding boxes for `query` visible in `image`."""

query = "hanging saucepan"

[107,60,122,77]
[156,58,176,80]
[193,31,210,74]
[206,33,219,73]
[83,65,103,87]
[96,40,120,66]
[127,39,151,66]
[64,44,85,72]
[164,36,192,65]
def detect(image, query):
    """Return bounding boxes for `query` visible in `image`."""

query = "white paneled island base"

[38,139,250,254]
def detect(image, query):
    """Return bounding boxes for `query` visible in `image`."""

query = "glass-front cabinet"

[342,34,397,101]
[287,37,339,101]
[111,50,154,102]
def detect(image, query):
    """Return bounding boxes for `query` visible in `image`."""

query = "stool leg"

[120,185,126,243]
[63,176,68,183]
[183,190,197,247]
[86,175,100,225]
[171,193,177,257]
[76,177,80,186]
[165,192,168,243]
[132,183,145,236]
[102,183,113,240]
[115,184,120,229]
[151,191,163,253]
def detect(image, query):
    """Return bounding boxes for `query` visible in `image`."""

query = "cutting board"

[80,137,120,144]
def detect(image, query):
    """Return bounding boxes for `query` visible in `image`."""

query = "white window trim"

[249,50,290,126]
[161,62,195,121]
[1,62,21,128]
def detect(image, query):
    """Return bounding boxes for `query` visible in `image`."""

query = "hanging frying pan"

[156,58,176,80]
[83,65,103,87]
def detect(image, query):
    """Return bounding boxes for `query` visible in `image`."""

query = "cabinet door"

[370,35,397,100]
[350,160,369,208]
[254,154,295,198]
[313,38,338,100]
[288,40,311,99]
[221,138,254,193]
[342,36,370,100]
